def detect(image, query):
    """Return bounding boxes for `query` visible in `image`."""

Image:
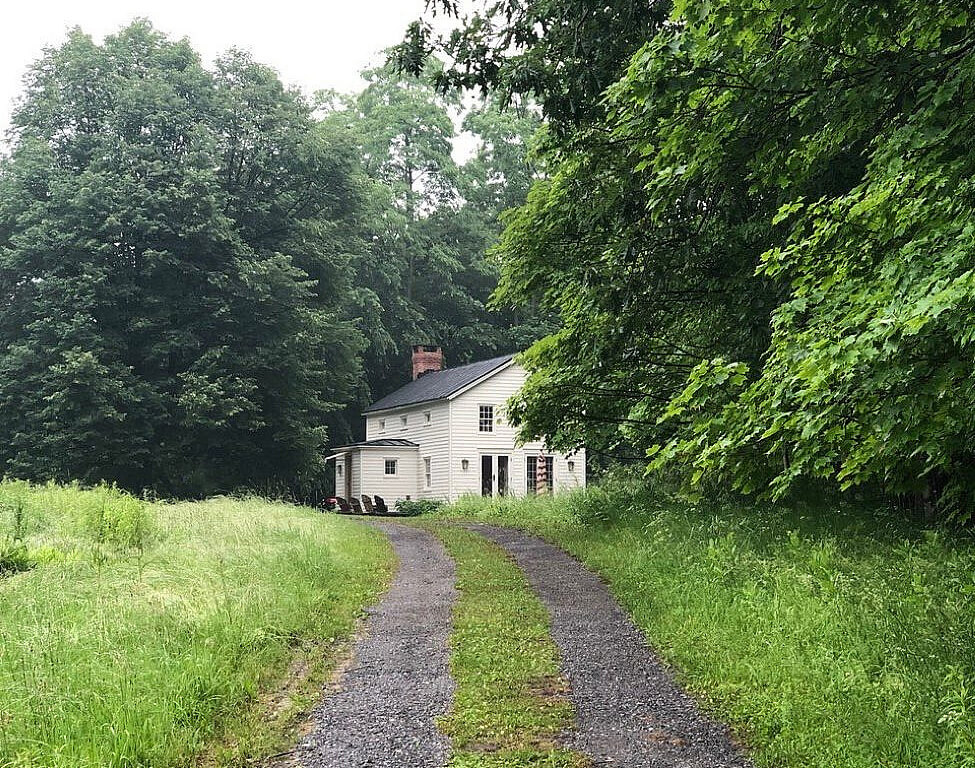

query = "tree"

[434,0,975,514]
[641,0,975,515]
[324,65,550,408]
[395,0,665,131]
[0,22,364,495]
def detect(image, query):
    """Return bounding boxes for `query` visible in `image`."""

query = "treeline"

[0,21,545,496]
[402,0,975,518]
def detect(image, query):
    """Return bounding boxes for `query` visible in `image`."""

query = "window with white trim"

[400,415,408,430]
[479,405,494,432]
[424,411,431,425]
[379,419,386,432]
[384,459,397,476]
[424,457,432,488]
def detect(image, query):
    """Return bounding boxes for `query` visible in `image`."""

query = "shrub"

[396,499,444,517]
[75,484,155,550]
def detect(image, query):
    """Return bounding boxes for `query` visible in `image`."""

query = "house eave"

[361,357,518,416]
[445,358,517,401]
[361,396,447,417]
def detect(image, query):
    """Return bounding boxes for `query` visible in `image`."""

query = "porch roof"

[325,438,419,461]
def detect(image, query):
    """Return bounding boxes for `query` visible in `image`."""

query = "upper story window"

[384,459,397,476]
[400,415,408,430]
[479,405,494,432]
[379,419,386,432]
[424,411,432,425]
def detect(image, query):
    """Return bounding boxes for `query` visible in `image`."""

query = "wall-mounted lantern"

[461,459,470,472]
[567,461,575,473]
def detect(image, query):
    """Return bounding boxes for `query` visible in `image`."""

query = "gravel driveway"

[468,523,753,768]
[295,522,456,768]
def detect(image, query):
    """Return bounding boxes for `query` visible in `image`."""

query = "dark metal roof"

[363,354,515,413]
[334,438,419,449]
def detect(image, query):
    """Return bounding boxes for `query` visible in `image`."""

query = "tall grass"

[0,481,391,768]
[433,482,975,768]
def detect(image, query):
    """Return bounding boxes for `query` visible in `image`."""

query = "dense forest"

[0,21,546,496]
[3,1,975,517]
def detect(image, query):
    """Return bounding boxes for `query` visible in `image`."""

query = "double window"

[526,456,554,494]
[479,405,494,432]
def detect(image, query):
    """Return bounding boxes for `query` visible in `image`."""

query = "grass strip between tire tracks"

[420,522,587,768]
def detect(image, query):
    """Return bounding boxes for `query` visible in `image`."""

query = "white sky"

[0,0,462,139]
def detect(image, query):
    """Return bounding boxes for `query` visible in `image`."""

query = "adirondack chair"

[361,495,375,514]
[334,496,352,513]
[349,497,364,514]
[373,495,389,515]
[323,497,338,512]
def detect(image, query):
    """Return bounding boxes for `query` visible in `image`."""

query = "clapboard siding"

[364,401,451,500]
[349,362,586,503]
[448,363,586,499]
[358,447,418,504]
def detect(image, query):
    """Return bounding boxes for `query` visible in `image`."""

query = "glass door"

[497,456,509,496]
[481,455,493,496]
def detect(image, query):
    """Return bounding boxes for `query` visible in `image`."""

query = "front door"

[481,455,510,497]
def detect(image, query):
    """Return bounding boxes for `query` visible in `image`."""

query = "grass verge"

[430,484,975,768]
[418,522,586,768]
[0,481,392,768]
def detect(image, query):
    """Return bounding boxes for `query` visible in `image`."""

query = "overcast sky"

[0,0,457,138]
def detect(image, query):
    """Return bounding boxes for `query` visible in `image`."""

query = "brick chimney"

[412,345,444,380]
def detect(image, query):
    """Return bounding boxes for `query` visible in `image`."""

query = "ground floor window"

[424,457,432,488]
[384,458,397,476]
[526,455,554,494]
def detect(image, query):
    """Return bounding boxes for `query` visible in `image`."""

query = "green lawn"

[0,481,392,768]
[420,523,584,768]
[433,486,975,768]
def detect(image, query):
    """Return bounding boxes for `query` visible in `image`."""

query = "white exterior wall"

[357,447,419,504]
[447,363,586,501]
[354,362,586,504]
[350,451,360,498]
[365,400,451,500]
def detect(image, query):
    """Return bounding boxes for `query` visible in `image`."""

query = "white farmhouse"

[329,346,586,504]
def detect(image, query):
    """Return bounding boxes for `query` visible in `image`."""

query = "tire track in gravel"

[467,523,753,768]
[295,521,457,768]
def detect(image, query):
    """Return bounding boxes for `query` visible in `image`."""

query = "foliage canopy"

[424,0,975,514]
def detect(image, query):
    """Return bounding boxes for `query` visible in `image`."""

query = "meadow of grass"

[420,523,584,768]
[432,480,975,768]
[0,480,392,768]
